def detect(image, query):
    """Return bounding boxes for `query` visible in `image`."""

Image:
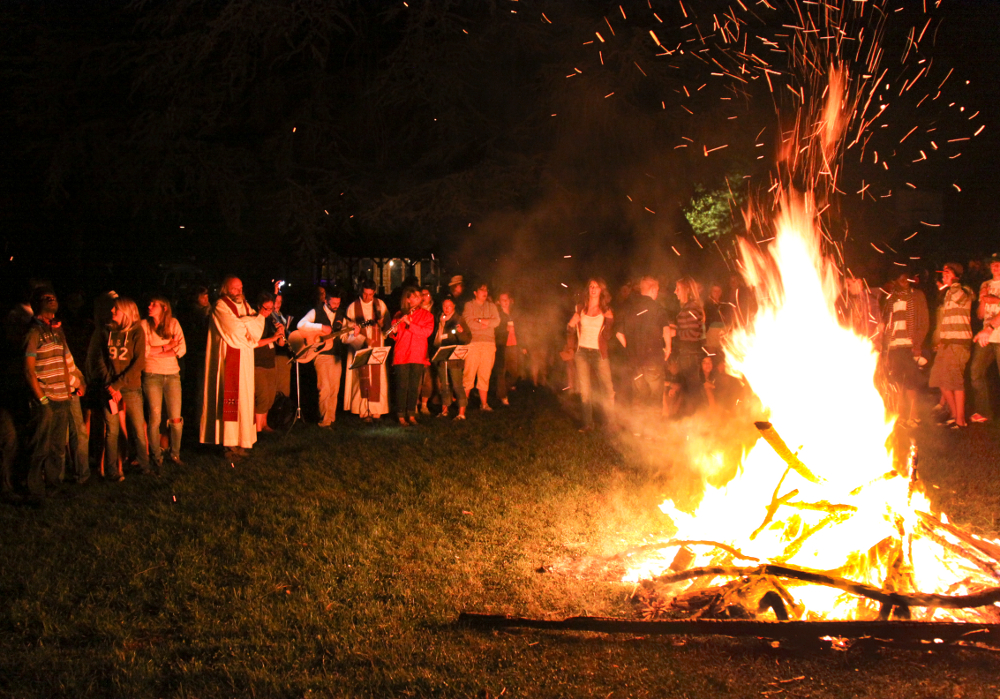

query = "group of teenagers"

[843,254,1000,430]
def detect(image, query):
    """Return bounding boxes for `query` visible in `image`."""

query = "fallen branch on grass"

[457,613,1000,643]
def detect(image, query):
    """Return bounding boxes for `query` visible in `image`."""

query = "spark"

[952,184,961,192]
[903,231,919,241]
[644,207,656,214]
[671,246,681,256]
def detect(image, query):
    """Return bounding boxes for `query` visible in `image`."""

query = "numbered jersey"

[87,324,146,392]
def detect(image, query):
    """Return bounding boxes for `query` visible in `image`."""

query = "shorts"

[929,343,970,392]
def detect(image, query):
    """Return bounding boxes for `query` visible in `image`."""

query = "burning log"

[753,421,822,484]
[457,612,1000,645]
[652,564,1000,611]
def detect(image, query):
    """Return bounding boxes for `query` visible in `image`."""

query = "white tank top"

[578,312,603,350]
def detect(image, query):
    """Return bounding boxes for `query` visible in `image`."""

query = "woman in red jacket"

[390,288,435,425]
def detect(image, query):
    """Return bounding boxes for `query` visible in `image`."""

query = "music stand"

[282,356,305,438]
[431,346,469,363]
[349,347,390,420]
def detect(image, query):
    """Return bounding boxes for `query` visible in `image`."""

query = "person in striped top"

[929,263,974,428]
[881,271,929,428]
[23,286,81,502]
[969,254,1000,423]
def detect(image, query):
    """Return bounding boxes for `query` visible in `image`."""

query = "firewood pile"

[625,423,1000,625]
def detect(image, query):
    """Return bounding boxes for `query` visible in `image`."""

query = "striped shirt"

[888,297,912,348]
[24,318,74,401]
[936,283,973,346]
[980,279,1000,344]
[674,301,706,343]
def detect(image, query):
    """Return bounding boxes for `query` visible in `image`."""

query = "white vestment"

[343,298,390,417]
[200,297,266,448]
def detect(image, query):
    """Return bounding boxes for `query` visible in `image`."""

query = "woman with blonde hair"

[86,296,152,480]
[567,278,615,431]
[143,295,186,466]
[672,276,706,394]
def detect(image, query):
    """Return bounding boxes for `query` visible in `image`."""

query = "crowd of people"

[3,254,1000,506]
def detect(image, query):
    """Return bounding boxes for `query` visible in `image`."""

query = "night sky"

[1,0,999,299]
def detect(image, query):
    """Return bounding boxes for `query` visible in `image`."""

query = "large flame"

[624,191,1000,621]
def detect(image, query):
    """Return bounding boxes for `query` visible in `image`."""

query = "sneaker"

[318,420,333,428]
[437,410,449,418]
[408,415,418,425]
[454,414,466,421]
[481,404,493,412]
[168,455,185,466]
[949,422,967,429]
[398,417,409,427]
[107,472,125,483]
[970,413,989,423]
[500,398,510,406]
[419,405,431,415]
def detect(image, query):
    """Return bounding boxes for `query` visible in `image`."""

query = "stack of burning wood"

[629,423,1000,625]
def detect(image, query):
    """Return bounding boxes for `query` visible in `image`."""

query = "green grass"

[1,389,999,698]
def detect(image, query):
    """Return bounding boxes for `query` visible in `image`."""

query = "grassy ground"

[1,388,999,698]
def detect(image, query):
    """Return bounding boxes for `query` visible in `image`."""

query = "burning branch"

[753,421,822,484]
[653,564,1000,611]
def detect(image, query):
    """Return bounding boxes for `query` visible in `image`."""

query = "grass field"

[1,388,999,698]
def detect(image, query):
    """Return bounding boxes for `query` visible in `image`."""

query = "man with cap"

[970,254,1000,423]
[929,263,974,428]
[445,275,468,309]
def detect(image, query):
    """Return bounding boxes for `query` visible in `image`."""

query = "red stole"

[353,298,383,402]
[220,296,244,422]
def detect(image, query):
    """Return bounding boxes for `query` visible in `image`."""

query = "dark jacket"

[87,323,146,392]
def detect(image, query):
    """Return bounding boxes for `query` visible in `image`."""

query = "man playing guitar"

[295,286,351,427]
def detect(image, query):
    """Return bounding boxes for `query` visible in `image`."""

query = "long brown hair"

[676,276,703,307]
[581,278,612,313]
[148,295,175,340]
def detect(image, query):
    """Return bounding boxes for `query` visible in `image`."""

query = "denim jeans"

[970,342,1000,418]
[436,360,468,408]
[394,363,424,418]
[26,399,70,498]
[67,395,90,482]
[574,348,614,426]
[0,408,16,494]
[143,372,182,462]
[104,388,150,476]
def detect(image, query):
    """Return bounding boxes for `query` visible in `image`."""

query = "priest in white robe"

[343,280,390,420]
[200,276,267,454]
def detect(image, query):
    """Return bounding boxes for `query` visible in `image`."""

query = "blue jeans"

[26,399,70,498]
[143,372,183,462]
[394,363,424,418]
[574,348,614,427]
[104,388,150,476]
[67,395,90,482]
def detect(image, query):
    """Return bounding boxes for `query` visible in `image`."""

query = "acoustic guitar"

[287,320,357,363]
